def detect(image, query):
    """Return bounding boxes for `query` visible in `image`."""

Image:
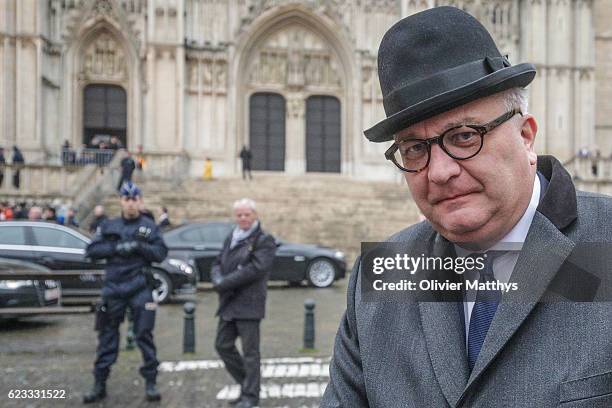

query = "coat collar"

[225,222,263,253]
[535,155,577,231]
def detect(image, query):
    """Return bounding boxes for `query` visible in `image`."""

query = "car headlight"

[168,259,194,275]
[0,280,34,289]
[334,251,345,260]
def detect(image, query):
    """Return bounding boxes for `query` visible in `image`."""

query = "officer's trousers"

[93,287,159,383]
[215,319,261,403]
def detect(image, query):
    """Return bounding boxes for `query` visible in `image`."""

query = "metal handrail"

[61,148,116,167]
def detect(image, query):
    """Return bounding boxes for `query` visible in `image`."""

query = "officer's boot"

[145,380,161,402]
[83,380,106,404]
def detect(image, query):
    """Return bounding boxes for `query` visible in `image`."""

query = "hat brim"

[364,63,536,143]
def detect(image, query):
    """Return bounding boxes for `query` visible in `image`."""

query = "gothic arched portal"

[234,6,355,175]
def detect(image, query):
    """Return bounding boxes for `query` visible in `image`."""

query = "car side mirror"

[275,240,282,247]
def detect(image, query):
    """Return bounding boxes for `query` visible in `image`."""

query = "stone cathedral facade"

[0,0,610,179]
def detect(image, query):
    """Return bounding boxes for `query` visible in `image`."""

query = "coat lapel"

[459,156,579,400]
[460,212,575,397]
[418,234,470,407]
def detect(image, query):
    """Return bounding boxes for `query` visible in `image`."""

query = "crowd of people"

[0,200,171,233]
[0,200,79,227]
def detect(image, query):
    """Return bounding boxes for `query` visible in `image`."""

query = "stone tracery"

[80,31,127,82]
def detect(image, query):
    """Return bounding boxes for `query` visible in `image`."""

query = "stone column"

[546,0,573,161]
[400,0,410,17]
[520,0,548,154]
[176,0,185,151]
[573,0,596,153]
[285,93,306,174]
[0,2,10,146]
[14,0,40,153]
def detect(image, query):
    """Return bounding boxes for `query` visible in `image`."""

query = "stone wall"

[0,0,610,179]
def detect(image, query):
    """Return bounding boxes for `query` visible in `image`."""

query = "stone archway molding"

[61,0,142,152]
[230,3,356,175]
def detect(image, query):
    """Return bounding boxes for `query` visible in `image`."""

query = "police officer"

[83,182,168,403]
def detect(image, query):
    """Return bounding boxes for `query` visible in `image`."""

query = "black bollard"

[303,299,316,350]
[126,307,135,350]
[183,302,196,354]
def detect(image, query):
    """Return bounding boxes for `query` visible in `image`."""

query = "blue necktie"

[467,251,503,372]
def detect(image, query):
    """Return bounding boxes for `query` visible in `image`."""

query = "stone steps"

[102,174,421,264]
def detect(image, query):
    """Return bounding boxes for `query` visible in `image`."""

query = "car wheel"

[307,258,336,288]
[152,270,173,304]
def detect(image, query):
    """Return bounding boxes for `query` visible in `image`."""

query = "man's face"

[234,206,257,231]
[396,93,538,248]
[28,207,42,220]
[120,196,141,219]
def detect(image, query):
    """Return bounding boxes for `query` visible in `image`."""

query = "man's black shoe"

[83,381,106,404]
[145,381,161,402]
[235,399,258,408]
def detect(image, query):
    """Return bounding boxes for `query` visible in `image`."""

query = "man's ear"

[520,114,538,165]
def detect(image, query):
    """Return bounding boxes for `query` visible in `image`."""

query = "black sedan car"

[163,222,347,288]
[0,221,196,303]
[0,258,61,318]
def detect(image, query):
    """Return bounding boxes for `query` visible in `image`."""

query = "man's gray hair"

[233,198,257,212]
[501,87,529,113]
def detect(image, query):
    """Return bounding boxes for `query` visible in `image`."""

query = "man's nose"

[427,144,461,184]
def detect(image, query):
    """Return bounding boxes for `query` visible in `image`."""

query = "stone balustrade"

[0,164,98,199]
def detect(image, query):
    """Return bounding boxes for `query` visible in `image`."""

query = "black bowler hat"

[364,6,536,143]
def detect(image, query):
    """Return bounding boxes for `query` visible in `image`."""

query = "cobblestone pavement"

[0,278,351,408]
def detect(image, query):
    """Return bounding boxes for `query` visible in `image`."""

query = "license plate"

[45,288,59,301]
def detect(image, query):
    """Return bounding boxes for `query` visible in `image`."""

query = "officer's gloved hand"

[115,240,140,257]
[211,274,224,287]
[210,269,224,288]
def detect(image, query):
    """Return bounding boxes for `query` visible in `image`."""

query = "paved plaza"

[0,280,349,407]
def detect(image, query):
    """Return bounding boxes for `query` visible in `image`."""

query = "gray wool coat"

[321,156,612,407]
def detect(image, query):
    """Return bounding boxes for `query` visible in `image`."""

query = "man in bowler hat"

[322,6,612,407]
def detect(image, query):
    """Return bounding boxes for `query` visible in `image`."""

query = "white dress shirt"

[454,175,541,346]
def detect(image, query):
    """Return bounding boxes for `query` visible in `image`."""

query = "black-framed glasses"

[385,108,523,173]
